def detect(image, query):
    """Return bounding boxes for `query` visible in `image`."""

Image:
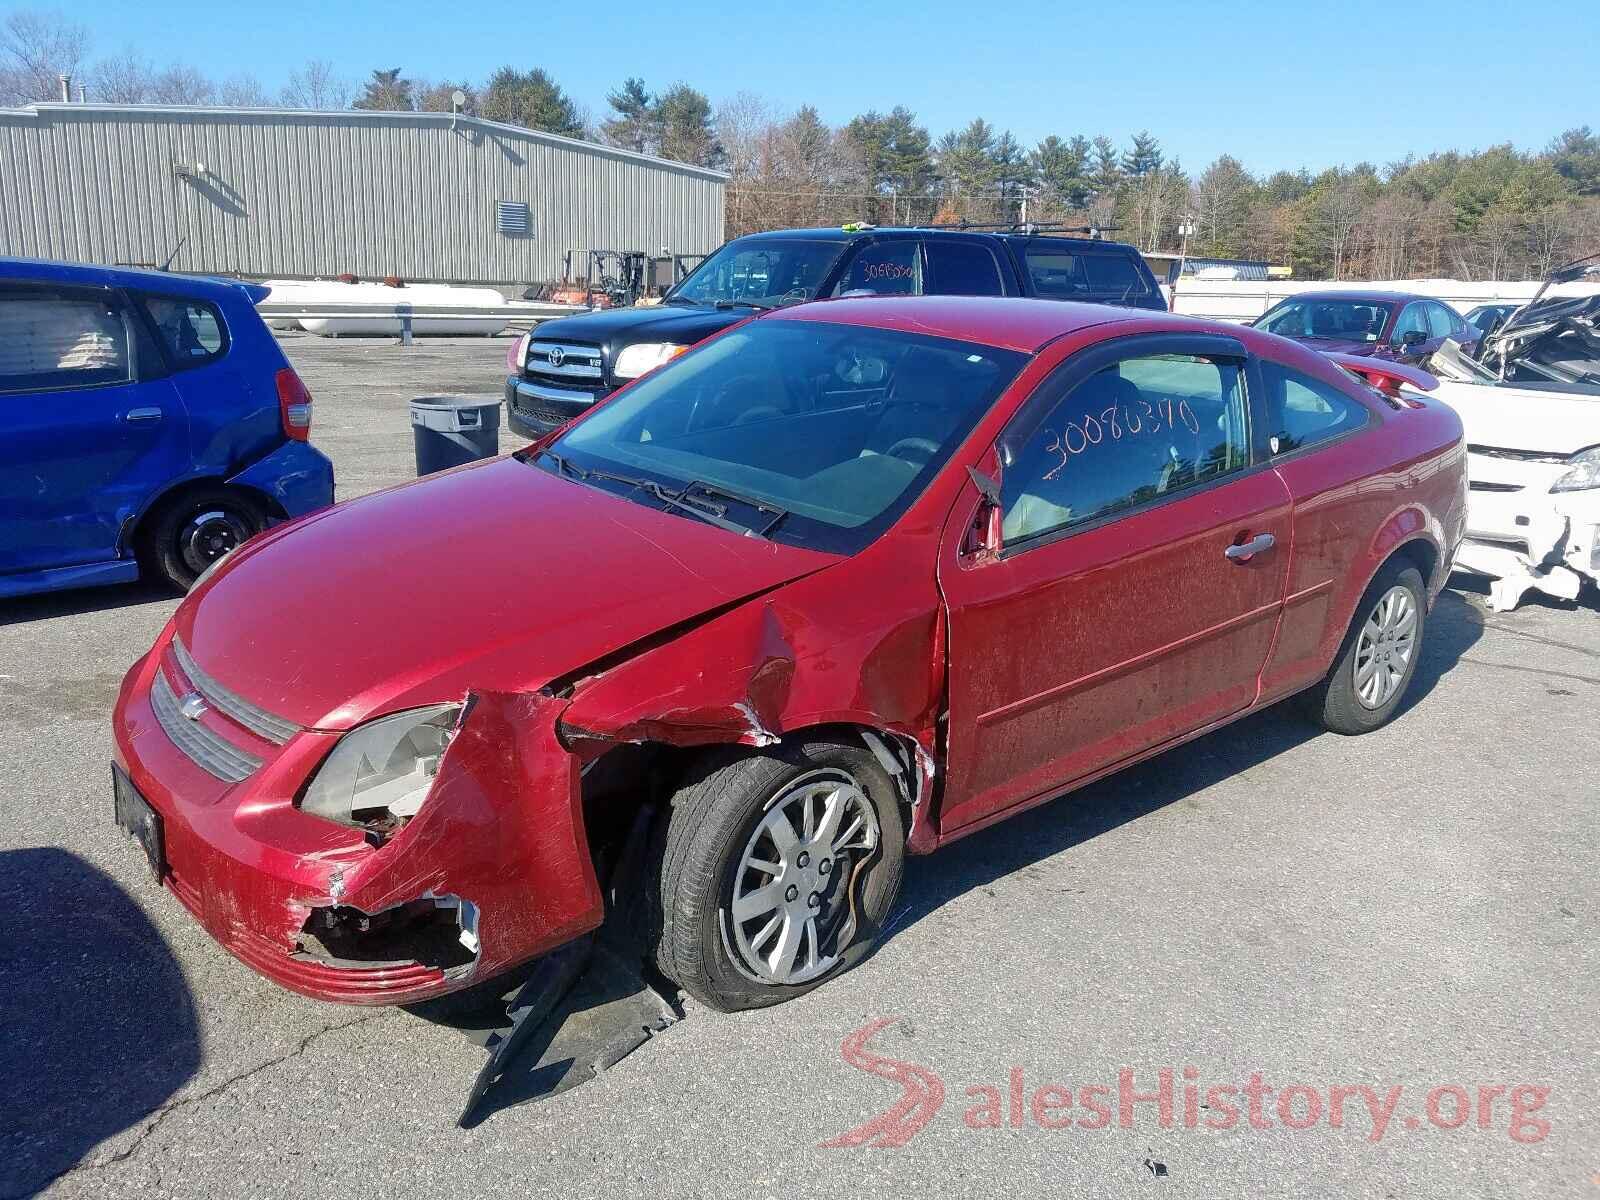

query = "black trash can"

[410,395,503,476]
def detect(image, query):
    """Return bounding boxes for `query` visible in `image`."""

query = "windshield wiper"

[537,449,786,537]
[714,298,774,311]
[540,450,756,535]
[537,448,581,477]
[678,480,790,537]
[662,294,701,307]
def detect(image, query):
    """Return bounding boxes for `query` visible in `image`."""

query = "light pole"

[1172,215,1197,310]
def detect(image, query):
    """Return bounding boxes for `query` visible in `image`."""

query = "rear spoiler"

[1321,352,1438,399]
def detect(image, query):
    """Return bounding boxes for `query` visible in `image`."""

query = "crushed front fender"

[328,689,606,989]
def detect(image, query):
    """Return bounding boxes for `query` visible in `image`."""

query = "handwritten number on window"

[1039,398,1199,482]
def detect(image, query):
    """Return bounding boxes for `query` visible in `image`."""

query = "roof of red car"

[766,295,1173,353]
[1278,289,1430,306]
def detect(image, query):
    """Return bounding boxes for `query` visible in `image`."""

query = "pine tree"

[601,77,655,153]
[1120,130,1162,180]
[654,83,723,167]
[351,68,414,111]
[480,67,584,137]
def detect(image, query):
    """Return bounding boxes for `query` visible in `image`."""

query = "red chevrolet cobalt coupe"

[113,298,1466,1011]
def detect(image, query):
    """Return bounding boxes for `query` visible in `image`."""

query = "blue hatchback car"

[1,259,334,597]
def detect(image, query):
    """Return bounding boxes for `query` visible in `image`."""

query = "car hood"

[176,456,838,731]
[531,302,744,348]
[1434,378,1600,457]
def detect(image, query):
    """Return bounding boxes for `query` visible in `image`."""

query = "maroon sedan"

[1252,290,1479,365]
[112,297,1466,1012]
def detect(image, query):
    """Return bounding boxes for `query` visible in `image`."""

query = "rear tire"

[138,486,266,591]
[1301,559,1427,735]
[652,740,905,1013]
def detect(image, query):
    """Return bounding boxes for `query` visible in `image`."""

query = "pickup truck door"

[0,284,188,576]
[921,236,1014,296]
[936,332,1292,836]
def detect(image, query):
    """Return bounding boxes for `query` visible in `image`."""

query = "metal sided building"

[0,103,726,285]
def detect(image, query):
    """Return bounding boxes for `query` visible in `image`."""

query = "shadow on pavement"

[889,584,1483,939]
[0,580,177,628]
[0,849,199,1199]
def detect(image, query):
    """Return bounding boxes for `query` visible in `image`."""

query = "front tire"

[1302,559,1427,735]
[139,486,266,591]
[653,740,905,1012]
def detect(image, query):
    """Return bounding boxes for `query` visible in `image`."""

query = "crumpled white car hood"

[1435,379,1600,456]
[1434,379,1600,610]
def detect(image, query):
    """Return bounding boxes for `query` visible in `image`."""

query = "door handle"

[1225,533,1276,561]
[123,407,163,424]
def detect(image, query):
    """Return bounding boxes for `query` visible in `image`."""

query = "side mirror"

[1401,330,1427,348]
[964,466,1004,558]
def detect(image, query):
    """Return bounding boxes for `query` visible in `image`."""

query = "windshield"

[668,239,847,308]
[540,319,1027,554]
[1255,298,1391,342]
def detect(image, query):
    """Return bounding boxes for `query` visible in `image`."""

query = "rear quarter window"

[1258,361,1371,455]
[140,295,228,368]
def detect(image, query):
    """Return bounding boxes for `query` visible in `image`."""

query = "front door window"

[1000,353,1250,545]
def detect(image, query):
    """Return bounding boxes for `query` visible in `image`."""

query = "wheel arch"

[575,719,929,873]
[123,474,285,555]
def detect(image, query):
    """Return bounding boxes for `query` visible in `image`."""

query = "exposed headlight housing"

[1551,447,1600,494]
[301,703,463,837]
[612,342,687,380]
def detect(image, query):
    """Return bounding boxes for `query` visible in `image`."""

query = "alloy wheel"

[723,769,881,986]
[1353,584,1418,709]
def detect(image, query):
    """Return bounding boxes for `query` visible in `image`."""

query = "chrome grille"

[151,669,262,783]
[173,638,300,744]
[527,341,603,380]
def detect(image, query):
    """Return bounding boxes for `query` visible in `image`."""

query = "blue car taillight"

[275,368,313,441]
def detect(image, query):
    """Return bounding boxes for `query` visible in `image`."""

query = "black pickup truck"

[505,225,1166,436]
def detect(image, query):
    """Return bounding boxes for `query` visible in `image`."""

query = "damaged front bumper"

[111,632,603,1005]
[1457,450,1600,611]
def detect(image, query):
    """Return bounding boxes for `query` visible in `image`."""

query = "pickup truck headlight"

[301,704,462,833]
[612,342,687,380]
[1551,447,1600,494]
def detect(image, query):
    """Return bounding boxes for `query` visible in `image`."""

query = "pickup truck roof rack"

[915,220,1121,239]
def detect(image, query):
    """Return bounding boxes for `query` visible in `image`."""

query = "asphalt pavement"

[2,334,1595,1199]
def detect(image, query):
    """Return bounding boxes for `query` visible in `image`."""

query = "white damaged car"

[1442,374,1600,610]
[1427,257,1600,610]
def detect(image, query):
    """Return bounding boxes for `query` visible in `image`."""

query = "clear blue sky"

[75,0,1596,174]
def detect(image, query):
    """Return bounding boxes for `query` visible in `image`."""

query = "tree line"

[4,6,1597,280]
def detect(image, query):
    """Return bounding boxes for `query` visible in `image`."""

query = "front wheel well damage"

[575,722,924,882]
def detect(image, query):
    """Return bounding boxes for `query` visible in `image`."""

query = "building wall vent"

[497,201,532,236]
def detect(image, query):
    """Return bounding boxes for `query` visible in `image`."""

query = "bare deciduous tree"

[0,7,89,104]
[216,73,270,108]
[280,59,351,110]
[90,53,215,105]
[1314,179,1369,279]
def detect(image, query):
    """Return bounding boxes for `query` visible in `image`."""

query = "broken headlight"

[1551,447,1600,494]
[301,703,462,832]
